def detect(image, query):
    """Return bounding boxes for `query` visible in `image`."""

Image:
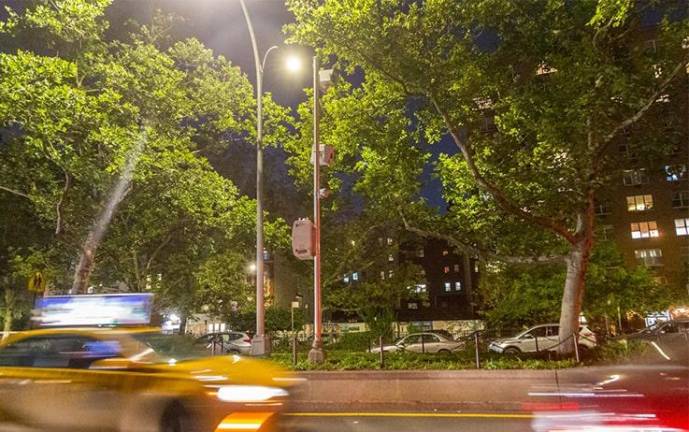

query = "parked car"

[488,324,597,354]
[196,331,252,355]
[623,319,689,342]
[369,332,464,354]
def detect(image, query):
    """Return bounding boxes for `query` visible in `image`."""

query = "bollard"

[379,335,385,369]
[473,331,481,369]
[573,332,580,363]
[292,334,298,366]
[535,335,539,353]
[421,336,425,354]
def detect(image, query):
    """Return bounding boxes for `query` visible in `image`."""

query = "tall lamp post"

[239,0,276,356]
[308,55,324,363]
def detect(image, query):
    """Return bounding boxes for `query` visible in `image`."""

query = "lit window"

[416,248,425,258]
[407,302,419,310]
[630,221,659,239]
[443,266,450,274]
[453,264,460,272]
[665,164,687,182]
[442,250,449,256]
[634,249,662,267]
[380,271,385,280]
[388,270,394,278]
[415,284,427,293]
[387,237,393,246]
[672,191,689,208]
[388,254,394,262]
[444,282,451,292]
[352,272,359,281]
[455,281,462,291]
[627,195,653,212]
[623,169,648,186]
[675,218,689,236]
[343,276,350,283]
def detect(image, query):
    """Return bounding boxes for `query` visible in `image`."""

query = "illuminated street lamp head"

[286,55,302,73]
[248,263,257,273]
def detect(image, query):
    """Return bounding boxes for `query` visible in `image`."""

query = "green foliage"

[286,0,689,346]
[0,0,292,328]
[228,307,305,334]
[270,350,575,371]
[479,242,678,330]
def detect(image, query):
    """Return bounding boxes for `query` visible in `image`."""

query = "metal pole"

[292,334,298,366]
[474,331,481,369]
[379,335,385,369]
[309,55,324,363]
[239,0,270,356]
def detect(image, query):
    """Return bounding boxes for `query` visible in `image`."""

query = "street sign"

[27,272,46,293]
[292,218,315,260]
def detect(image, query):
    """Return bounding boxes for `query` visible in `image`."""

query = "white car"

[488,324,597,354]
[370,332,464,354]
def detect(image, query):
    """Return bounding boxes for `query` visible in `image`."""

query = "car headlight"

[216,385,289,403]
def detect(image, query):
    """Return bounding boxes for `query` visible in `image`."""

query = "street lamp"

[239,0,279,356]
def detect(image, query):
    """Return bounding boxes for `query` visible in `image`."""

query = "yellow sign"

[27,272,46,293]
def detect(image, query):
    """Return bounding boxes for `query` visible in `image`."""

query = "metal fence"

[267,327,601,368]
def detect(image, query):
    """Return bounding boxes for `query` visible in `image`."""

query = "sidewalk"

[288,369,569,412]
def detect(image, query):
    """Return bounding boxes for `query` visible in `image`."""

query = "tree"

[480,242,679,332]
[0,1,292,328]
[287,0,689,353]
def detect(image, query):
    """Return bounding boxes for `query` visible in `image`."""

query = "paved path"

[282,412,533,432]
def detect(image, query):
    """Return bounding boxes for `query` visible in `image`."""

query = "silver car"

[370,332,464,354]
[488,324,597,354]
[196,331,252,355]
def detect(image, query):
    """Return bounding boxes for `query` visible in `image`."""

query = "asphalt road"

[282,412,533,432]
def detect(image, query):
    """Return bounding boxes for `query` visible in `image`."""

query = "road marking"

[285,412,533,419]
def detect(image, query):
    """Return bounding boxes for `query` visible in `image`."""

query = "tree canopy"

[0,0,291,330]
[286,0,689,352]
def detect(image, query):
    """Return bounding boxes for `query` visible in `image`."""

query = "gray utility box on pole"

[292,218,315,260]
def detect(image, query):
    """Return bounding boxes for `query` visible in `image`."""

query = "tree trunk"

[179,314,187,335]
[2,289,15,339]
[557,236,592,355]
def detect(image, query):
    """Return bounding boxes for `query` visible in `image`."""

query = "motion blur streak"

[214,412,275,431]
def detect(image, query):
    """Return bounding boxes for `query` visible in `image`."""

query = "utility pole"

[308,55,325,363]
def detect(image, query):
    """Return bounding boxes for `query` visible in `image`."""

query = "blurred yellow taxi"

[0,327,296,432]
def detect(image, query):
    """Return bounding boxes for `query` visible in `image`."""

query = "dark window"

[595,201,611,215]
[623,169,648,186]
[673,191,689,208]
[403,335,421,345]
[422,334,440,343]
[526,327,547,338]
[0,335,121,369]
